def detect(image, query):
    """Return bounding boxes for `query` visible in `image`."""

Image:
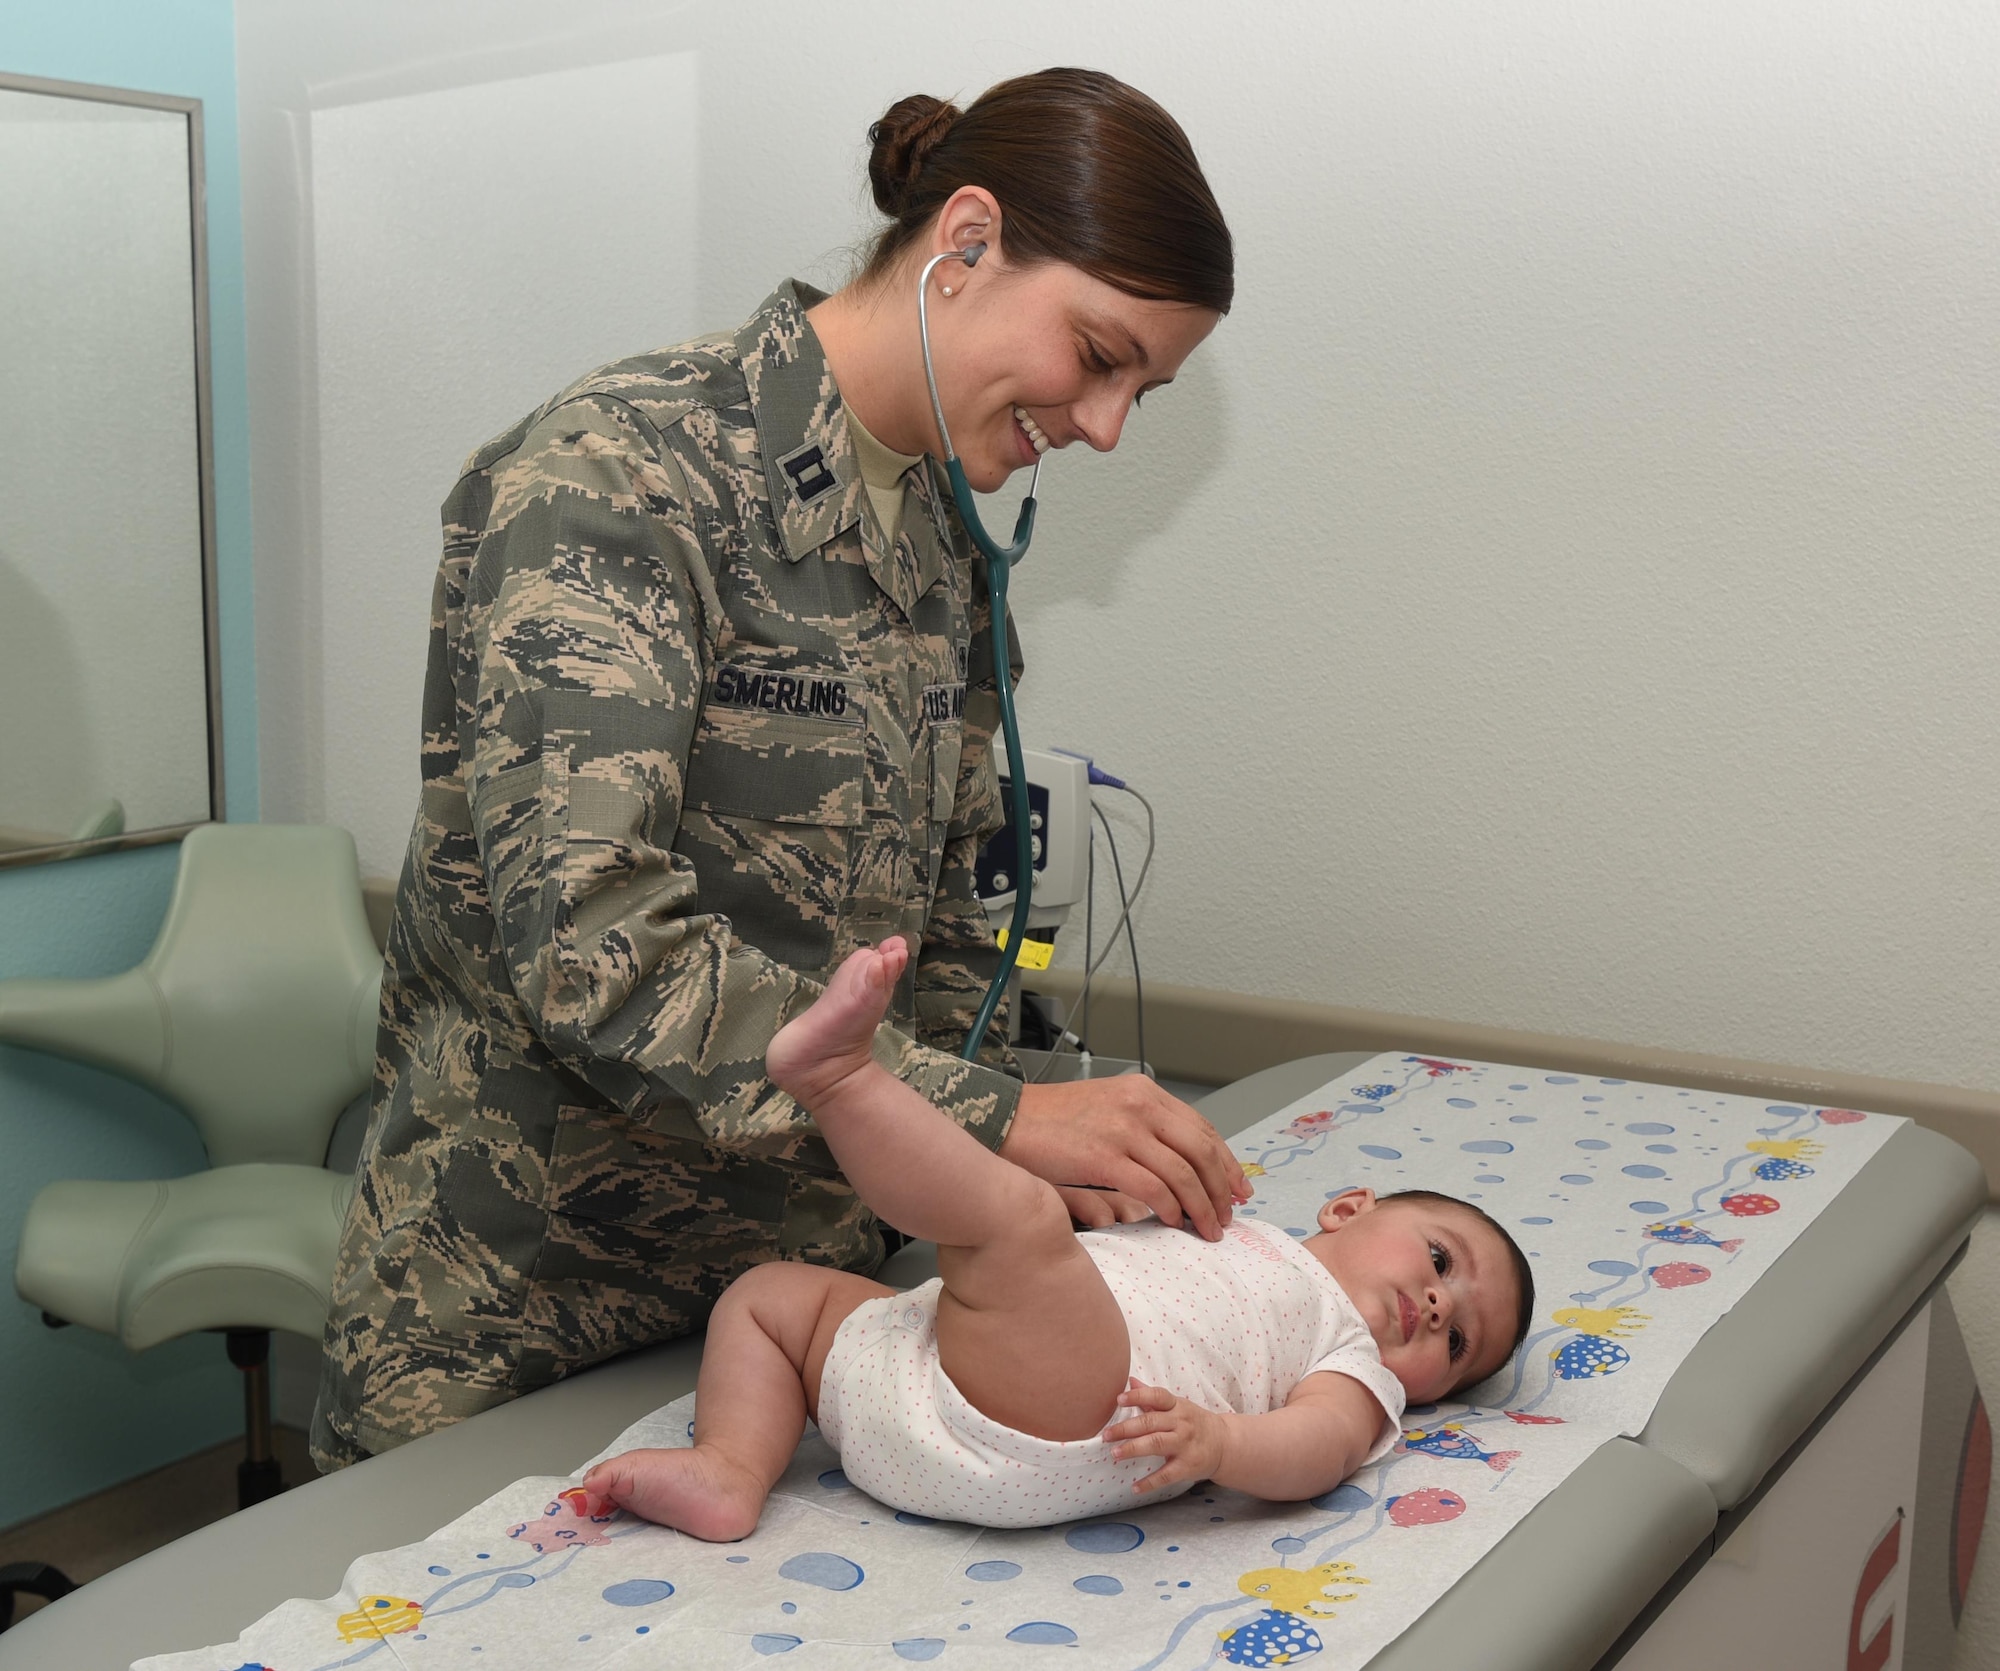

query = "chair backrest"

[0,824,383,1167]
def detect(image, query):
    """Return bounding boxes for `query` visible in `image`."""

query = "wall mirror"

[0,73,220,867]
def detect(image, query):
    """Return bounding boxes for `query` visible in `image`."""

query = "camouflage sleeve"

[911,563,1025,1079]
[467,396,826,1168]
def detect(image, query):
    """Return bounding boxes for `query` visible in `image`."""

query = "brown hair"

[861,68,1233,315]
[1383,1189,1538,1389]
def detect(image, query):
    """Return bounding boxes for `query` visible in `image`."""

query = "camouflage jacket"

[315,282,1022,1462]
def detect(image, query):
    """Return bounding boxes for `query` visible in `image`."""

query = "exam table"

[2,1053,1985,1670]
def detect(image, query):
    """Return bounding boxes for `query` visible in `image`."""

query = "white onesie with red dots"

[813,1217,1406,1529]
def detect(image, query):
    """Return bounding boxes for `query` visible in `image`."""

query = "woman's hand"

[1104,1379,1227,1495]
[999,1077,1250,1239]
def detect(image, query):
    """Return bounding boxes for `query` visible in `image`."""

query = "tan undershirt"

[846,405,924,549]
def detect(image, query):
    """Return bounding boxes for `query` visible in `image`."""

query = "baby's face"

[1303,1192,1520,1404]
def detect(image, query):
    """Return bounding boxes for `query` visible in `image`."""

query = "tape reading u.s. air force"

[709,664,864,726]
[921,683,966,725]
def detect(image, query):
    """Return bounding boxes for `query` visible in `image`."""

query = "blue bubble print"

[1007,1623,1079,1645]
[1074,1575,1124,1595]
[1065,1522,1144,1554]
[602,1579,675,1606]
[967,1561,1022,1582]
[778,1553,864,1591]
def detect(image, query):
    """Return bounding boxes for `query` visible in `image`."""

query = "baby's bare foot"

[583,1446,766,1543]
[768,940,908,1107]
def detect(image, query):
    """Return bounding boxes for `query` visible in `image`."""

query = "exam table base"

[1612,1288,1987,1671]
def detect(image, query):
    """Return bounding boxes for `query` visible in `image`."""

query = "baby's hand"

[1104,1378,1227,1495]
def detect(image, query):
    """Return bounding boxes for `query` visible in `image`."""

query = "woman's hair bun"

[867,94,962,218]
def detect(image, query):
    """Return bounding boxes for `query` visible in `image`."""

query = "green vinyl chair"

[2,823,383,1509]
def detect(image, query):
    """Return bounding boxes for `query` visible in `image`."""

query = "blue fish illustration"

[1219,1611,1324,1665]
[1553,1334,1631,1380]
[1352,1084,1395,1102]
[1642,1220,1743,1253]
[1753,1157,1814,1182]
[1397,1423,1520,1472]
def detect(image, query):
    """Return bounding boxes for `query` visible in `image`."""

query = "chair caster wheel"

[0,1561,77,1631]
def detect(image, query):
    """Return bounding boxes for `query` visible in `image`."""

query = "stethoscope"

[917,244,1042,1060]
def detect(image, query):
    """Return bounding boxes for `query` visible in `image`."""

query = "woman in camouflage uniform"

[314,67,1240,1469]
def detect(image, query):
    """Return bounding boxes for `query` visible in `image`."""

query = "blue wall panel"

[0,0,258,1527]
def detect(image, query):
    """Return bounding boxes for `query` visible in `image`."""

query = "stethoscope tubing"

[915,248,1043,1061]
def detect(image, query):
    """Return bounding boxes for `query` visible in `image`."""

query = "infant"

[586,941,1534,1535]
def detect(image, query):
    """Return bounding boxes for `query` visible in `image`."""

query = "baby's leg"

[584,1262,890,1540]
[769,944,1130,1443]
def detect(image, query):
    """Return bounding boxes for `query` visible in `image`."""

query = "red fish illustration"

[1652,1262,1711,1289]
[1720,1193,1780,1217]
[1405,1057,1471,1077]
[1387,1487,1467,1527]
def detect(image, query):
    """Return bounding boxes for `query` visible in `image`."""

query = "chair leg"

[225,1329,284,1509]
[0,1562,77,1631]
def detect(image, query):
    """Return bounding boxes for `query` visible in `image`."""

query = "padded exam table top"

[4,1053,1981,1671]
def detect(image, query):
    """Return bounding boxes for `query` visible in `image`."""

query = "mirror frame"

[0,70,223,868]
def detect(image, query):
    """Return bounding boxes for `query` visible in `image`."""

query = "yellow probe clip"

[995,928,1055,971]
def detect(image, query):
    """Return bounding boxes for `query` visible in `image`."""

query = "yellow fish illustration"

[1551,1304,1650,1339]
[1236,1561,1368,1619]
[337,1595,424,1642]
[1747,1138,1821,1163]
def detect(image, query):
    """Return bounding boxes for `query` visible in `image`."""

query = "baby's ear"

[1317,1188,1377,1232]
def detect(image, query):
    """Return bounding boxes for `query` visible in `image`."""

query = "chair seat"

[16,1164,355,1350]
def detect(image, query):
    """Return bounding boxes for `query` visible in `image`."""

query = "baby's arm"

[1105,1373,1389,1502]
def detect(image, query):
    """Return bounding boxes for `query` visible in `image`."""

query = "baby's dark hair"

[1382,1189,1537,1386]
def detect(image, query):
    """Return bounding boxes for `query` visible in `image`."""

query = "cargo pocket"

[672,695,867,975]
[524,1103,792,1369]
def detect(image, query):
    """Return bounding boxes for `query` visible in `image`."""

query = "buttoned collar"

[736,280,952,615]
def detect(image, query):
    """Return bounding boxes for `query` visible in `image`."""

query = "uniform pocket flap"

[684,664,867,828]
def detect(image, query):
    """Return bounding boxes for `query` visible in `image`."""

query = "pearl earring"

[941,284,953,297]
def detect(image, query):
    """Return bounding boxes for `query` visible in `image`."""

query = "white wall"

[306,56,699,867]
[238,0,2000,1092]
